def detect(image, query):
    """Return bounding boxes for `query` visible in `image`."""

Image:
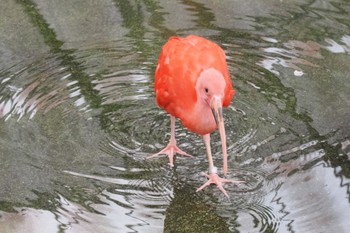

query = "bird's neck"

[185,99,217,135]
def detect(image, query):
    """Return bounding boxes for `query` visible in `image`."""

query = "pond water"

[0,0,350,232]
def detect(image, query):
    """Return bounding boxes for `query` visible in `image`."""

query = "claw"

[147,143,192,167]
[196,173,244,198]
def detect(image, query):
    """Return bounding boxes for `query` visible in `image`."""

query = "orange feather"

[154,35,235,135]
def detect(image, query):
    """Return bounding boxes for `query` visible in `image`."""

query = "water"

[0,0,349,232]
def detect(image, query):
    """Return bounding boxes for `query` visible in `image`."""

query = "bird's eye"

[204,88,209,93]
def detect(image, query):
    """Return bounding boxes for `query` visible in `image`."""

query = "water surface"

[0,0,349,232]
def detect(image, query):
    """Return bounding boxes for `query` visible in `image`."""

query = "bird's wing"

[154,36,197,118]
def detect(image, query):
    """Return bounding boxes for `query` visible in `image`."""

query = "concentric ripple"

[0,55,90,121]
[1,0,350,232]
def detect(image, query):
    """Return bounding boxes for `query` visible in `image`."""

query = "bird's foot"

[146,143,192,167]
[196,171,244,198]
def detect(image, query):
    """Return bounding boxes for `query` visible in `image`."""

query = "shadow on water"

[0,0,350,232]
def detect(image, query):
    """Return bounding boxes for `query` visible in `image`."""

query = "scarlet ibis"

[148,35,242,197]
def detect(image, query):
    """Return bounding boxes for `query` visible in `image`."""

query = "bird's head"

[196,68,229,175]
[196,68,225,104]
[196,68,226,123]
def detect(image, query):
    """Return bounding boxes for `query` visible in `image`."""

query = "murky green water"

[0,0,349,232]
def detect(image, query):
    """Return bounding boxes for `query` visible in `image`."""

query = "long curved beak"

[210,96,228,176]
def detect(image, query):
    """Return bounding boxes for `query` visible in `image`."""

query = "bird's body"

[154,35,235,135]
[149,35,243,197]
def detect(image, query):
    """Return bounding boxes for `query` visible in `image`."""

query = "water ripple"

[62,166,170,232]
[93,70,152,104]
[0,56,89,121]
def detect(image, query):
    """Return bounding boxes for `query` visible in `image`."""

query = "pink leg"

[147,116,192,167]
[196,134,244,198]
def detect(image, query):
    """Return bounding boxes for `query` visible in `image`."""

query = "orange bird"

[148,35,242,197]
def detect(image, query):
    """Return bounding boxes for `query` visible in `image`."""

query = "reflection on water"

[259,39,321,76]
[0,57,89,121]
[325,35,350,53]
[0,0,350,232]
